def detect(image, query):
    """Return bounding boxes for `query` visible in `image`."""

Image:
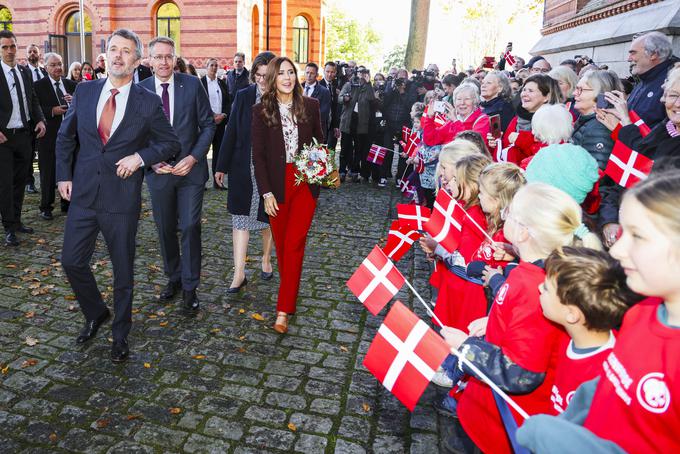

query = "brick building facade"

[0,0,328,70]
[532,0,680,75]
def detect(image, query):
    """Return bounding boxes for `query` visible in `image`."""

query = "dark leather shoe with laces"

[76,309,111,344]
[5,231,19,247]
[183,289,199,310]
[17,224,34,234]
[159,280,181,301]
[110,339,129,363]
[40,211,53,221]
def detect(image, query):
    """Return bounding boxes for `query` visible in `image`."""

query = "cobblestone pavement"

[0,171,462,453]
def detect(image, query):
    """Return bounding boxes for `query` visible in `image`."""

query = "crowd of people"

[1,24,680,452]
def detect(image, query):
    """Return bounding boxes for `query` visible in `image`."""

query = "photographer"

[339,66,377,182]
[380,74,413,186]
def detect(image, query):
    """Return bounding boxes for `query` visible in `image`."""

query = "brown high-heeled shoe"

[273,311,288,334]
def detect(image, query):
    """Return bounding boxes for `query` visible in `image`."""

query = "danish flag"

[605,141,654,188]
[415,153,425,174]
[405,134,421,158]
[423,191,465,253]
[363,300,451,411]
[367,144,388,165]
[346,246,406,316]
[382,221,422,262]
[397,204,431,231]
[434,113,447,127]
[398,178,415,197]
[402,126,412,144]
[502,51,516,66]
[629,111,651,137]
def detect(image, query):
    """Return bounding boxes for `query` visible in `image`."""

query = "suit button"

[97,171,100,175]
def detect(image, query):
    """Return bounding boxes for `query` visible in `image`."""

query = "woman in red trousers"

[252,56,324,334]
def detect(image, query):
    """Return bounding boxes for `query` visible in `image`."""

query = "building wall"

[2,0,325,70]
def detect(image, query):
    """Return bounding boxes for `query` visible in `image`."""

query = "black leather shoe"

[110,339,129,363]
[260,271,274,281]
[76,309,111,344]
[17,224,34,234]
[5,231,19,247]
[40,211,53,221]
[226,277,247,294]
[159,280,181,301]
[183,289,199,310]
[26,184,36,194]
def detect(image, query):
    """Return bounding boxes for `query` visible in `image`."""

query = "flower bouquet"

[293,139,340,188]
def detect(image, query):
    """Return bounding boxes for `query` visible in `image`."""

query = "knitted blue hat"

[525,144,600,204]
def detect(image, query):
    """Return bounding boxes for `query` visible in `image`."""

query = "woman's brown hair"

[260,56,308,127]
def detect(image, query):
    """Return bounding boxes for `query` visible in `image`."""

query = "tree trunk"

[404,0,431,71]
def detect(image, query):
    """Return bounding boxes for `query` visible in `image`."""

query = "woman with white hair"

[514,104,573,168]
[548,65,578,113]
[66,61,82,83]
[480,71,515,131]
[421,83,490,146]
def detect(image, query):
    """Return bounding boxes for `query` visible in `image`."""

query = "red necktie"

[98,88,119,145]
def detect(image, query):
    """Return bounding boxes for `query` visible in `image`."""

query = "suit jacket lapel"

[0,69,9,110]
[173,77,183,126]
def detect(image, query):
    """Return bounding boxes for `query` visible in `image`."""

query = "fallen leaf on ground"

[362,403,371,412]
[251,313,265,321]
[169,407,182,414]
[67,305,77,312]
[238,309,245,314]
[148,314,158,319]
[49,433,57,443]
[5,264,16,269]
[64,295,76,301]
[159,321,168,327]
[210,328,221,334]
[1,364,9,374]
[126,414,143,421]
[24,336,39,346]
[131,308,140,314]
[143,363,151,369]
[238,336,245,341]
[24,311,35,319]
[339,346,349,353]
[192,354,206,360]
[21,359,39,368]
[156,311,166,316]
[95,418,110,429]
[287,422,297,431]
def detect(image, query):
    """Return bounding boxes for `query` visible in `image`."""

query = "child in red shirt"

[440,183,602,454]
[540,247,638,415]
[517,172,680,453]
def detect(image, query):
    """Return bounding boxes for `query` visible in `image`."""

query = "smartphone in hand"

[596,93,613,109]
[489,115,502,139]
[434,100,446,114]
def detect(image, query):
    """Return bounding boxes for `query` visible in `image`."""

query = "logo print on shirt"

[647,91,654,98]
[482,244,493,260]
[495,283,509,305]
[636,372,670,413]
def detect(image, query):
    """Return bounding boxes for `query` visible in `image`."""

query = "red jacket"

[421,108,490,147]
[491,115,540,164]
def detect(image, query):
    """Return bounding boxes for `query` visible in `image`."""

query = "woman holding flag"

[252,56,324,334]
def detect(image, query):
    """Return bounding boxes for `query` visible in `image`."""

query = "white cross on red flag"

[605,140,654,188]
[502,51,516,66]
[405,133,421,158]
[367,144,388,165]
[434,113,447,127]
[629,110,651,137]
[423,191,465,253]
[397,204,431,231]
[382,221,422,262]
[346,246,406,316]
[402,126,411,144]
[363,300,451,411]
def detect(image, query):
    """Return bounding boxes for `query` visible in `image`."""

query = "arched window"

[156,2,181,53]
[0,6,12,31]
[292,15,309,64]
[64,11,92,65]
[251,5,260,58]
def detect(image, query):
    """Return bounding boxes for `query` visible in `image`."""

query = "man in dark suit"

[56,29,180,363]
[140,36,215,311]
[0,30,46,246]
[200,58,230,189]
[302,62,331,141]
[319,61,341,149]
[34,52,76,220]
[24,43,48,194]
[133,63,152,83]
[226,52,249,100]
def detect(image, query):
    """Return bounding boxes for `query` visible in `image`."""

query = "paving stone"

[197,395,241,417]
[310,398,341,415]
[220,383,263,401]
[177,411,204,430]
[334,438,367,454]
[373,435,406,453]
[263,374,302,392]
[245,426,295,451]
[182,433,230,454]
[244,405,287,425]
[286,349,324,365]
[106,441,155,454]
[294,433,328,453]
[265,391,307,410]
[338,415,372,443]
[203,416,244,441]
[289,412,334,434]
[410,433,440,454]
[58,428,116,454]
[133,423,188,448]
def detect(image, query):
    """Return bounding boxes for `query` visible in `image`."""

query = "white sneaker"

[431,368,454,387]
[378,178,387,187]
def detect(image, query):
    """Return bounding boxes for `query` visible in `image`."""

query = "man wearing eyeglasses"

[0,30,46,247]
[139,36,215,312]
[200,57,231,189]
[33,52,76,220]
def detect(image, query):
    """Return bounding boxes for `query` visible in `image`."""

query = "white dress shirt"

[2,60,30,128]
[206,76,222,114]
[95,78,132,138]
[304,82,316,97]
[27,63,43,82]
[153,74,174,125]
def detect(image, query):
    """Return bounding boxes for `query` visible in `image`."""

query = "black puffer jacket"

[571,113,614,170]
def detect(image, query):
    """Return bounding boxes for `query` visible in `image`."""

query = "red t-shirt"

[433,204,487,328]
[458,261,564,454]
[584,298,680,452]
[549,333,615,415]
